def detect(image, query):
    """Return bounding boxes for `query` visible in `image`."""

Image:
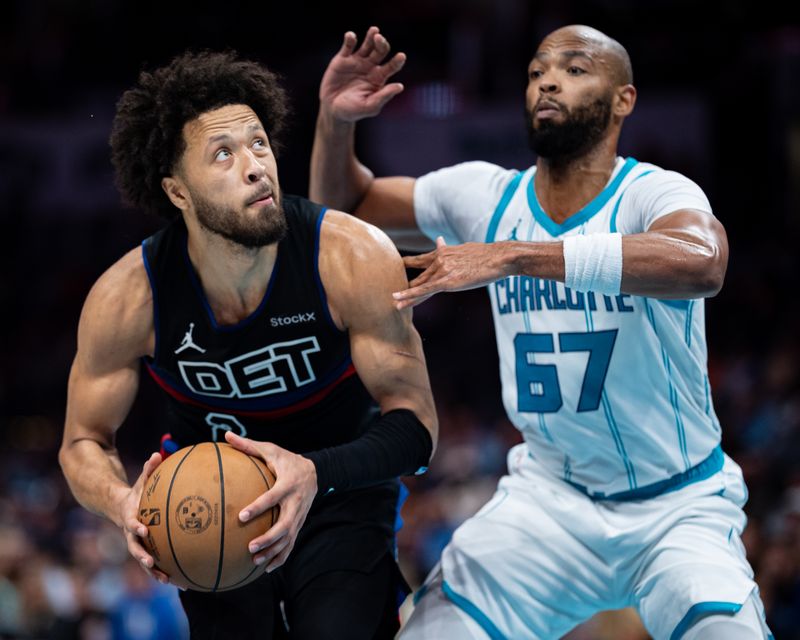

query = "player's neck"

[534,142,619,224]
[185,227,278,325]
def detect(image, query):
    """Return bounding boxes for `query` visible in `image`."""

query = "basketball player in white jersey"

[310,25,773,640]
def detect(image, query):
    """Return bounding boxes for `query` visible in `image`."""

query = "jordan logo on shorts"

[175,322,206,354]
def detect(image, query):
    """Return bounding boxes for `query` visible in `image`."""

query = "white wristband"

[562,232,623,295]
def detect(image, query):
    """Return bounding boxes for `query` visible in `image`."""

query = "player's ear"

[613,84,636,118]
[162,175,190,212]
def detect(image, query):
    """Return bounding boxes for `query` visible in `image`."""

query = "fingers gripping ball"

[138,442,277,591]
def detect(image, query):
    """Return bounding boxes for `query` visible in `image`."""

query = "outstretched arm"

[394,209,728,308]
[310,27,419,231]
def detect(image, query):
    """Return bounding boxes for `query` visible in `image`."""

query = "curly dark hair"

[110,50,290,219]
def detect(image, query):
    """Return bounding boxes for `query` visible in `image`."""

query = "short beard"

[191,188,287,249]
[526,94,613,163]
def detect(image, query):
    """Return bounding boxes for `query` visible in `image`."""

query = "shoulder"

[319,210,403,279]
[79,247,154,369]
[626,162,711,208]
[416,160,519,195]
[414,161,523,244]
[614,161,714,234]
[318,210,406,328]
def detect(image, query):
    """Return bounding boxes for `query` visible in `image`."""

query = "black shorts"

[178,482,410,640]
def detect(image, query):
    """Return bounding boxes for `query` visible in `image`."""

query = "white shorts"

[411,443,765,639]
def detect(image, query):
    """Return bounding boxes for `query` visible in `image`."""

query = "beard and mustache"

[526,92,613,161]
[190,185,288,249]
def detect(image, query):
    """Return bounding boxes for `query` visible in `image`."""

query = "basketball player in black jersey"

[59,51,438,639]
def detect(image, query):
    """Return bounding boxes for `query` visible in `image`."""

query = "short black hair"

[110,50,290,219]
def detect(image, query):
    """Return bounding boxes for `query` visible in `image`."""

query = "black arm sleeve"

[303,408,433,494]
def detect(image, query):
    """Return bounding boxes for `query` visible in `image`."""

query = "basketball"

[137,442,277,592]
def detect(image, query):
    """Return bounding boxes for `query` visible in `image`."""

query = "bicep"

[345,252,436,428]
[646,209,728,259]
[62,256,152,448]
[349,306,430,412]
[620,209,729,298]
[321,212,437,429]
[63,353,140,447]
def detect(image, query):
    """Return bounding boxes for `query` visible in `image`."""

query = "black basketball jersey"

[140,195,380,453]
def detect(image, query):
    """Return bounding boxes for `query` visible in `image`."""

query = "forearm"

[59,438,130,527]
[303,408,433,494]
[310,109,374,211]
[507,231,725,299]
[619,231,726,298]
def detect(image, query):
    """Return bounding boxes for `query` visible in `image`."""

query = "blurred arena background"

[2,1,799,638]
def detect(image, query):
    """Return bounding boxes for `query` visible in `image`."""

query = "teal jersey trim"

[658,299,692,310]
[485,171,524,243]
[565,444,723,501]
[527,157,639,237]
[442,580,507,640]
[644,298,691,470]
[670,600,743,640]
[608,168,655,232]
[684,300,695,348]
[412,582,430,606]
[581,263,637,489]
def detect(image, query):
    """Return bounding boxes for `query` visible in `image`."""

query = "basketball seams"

[165,445,206,590]
[147,443,277,592]
[212,442,225,592]
[221,561,262,591]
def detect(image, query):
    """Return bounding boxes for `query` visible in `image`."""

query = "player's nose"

[539,77,559,93]
[244,151,267,184]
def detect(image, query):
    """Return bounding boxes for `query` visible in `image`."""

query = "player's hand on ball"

[319,26,406,122]
[224,431,317,573]
[118,452,171,585]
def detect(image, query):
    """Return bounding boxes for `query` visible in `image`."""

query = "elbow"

[58,440,73,475]
[695,245,727,298]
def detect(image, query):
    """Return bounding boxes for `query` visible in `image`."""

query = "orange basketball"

[137,442,277,592]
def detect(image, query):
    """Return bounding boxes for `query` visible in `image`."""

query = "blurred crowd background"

[2,1,799,638]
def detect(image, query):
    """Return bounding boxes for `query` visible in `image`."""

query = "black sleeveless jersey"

[140,195,380,453]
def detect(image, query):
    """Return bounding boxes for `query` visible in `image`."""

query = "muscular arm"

[320,210,438,443]
[512,209,727,298]
[59,249,165,579]
[227,211,438,572]
[397,209,728,307]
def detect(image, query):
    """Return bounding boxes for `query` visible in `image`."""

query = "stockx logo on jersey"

[270,311,316,327]
[177,336,321,398]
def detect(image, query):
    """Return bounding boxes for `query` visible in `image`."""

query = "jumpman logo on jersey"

[175,322,206,354]
[507,218,523,241]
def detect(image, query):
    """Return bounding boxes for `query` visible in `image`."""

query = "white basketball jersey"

[414,157,725,499]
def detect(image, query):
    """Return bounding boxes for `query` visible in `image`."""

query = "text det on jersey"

[175,321,322,399]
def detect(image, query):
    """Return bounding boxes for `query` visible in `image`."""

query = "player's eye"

[252,138,267,149]
[529,69,544,79]
[214,148,231,162]
[567,66,586,75]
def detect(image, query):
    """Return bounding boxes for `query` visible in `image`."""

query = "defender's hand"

[225,432,318,573]
[320,26,406,122]
[117,452,171,584]
[394,237,517,309]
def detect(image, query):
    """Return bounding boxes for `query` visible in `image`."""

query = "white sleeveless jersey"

[414,157,725,499]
